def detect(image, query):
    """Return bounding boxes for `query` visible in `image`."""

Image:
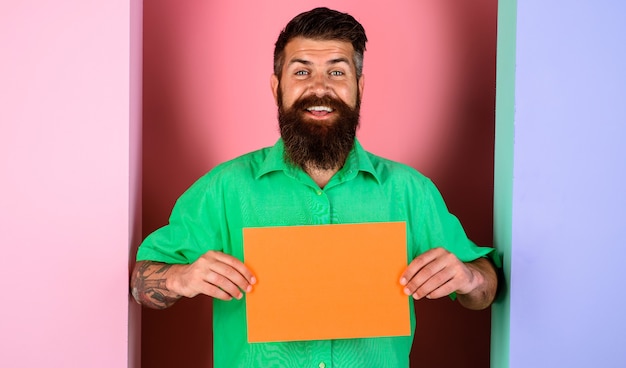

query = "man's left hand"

[399,247,498,310]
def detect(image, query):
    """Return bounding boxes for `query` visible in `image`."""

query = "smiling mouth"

[306,105,334,117]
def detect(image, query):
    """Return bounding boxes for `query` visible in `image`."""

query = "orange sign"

[243,222,411,343]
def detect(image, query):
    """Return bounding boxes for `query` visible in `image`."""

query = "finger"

[418,279,457,300]
[410,254,473,299]
[197,281,235,301]
[400,248,447,295]
[411,267,455,300]
[211,251,257,287]
[204,269,246,299]
[399,248,444,286]
[404,257,448,298]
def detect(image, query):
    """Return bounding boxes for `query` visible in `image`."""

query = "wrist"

[457,262,484,295]
[165,264,184,298]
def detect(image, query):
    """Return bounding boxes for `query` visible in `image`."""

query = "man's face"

[271,37,365,170]
[271,37,364,119]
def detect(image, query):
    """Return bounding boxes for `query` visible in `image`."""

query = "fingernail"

[246,285,252,292]
[403,287,411,295]
[251,277,257,285]
[413,293,420,300]
[400,278,407,286]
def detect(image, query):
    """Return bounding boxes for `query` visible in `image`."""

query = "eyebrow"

[288,57,352,67]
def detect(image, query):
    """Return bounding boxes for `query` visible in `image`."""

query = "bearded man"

[131,7,499,368]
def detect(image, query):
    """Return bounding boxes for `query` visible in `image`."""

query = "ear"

[270,74,280,105]
[358,74,365,99]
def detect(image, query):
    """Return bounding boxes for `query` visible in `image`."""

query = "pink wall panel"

[129,1,143,367]
[142,1,497,367]
[0,1,138,367]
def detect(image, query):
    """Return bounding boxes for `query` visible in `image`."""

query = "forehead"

[283,37,355,65]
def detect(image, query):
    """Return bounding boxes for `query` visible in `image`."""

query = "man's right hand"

[167,251,256,301]
[130,251,256,309]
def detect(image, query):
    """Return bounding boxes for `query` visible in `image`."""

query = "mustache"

[283,94,353,114]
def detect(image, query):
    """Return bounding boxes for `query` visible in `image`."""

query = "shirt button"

[319,363,326,368]
[316,190,323,195]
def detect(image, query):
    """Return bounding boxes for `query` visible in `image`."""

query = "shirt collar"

[255,138,381,184]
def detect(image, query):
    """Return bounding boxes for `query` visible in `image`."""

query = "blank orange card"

[243,222,411,343]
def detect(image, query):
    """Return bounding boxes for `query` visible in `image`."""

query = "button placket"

[310,339,331,368]
[310,187,331,225]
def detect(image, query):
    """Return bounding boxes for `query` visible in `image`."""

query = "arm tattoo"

[131,262,181,309]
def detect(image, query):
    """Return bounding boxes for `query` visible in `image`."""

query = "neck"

[304,164,339,189]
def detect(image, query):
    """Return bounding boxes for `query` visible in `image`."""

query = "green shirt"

[137,138,496,368]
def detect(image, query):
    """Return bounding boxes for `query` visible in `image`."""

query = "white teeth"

[307,106,333,112]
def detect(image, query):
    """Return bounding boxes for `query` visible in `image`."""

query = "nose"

[310,73,329,97]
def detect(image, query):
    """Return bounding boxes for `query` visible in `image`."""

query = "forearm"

[130,260,182,309]
[456,257,498,310]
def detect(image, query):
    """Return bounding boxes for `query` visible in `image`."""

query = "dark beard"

[278,91,360,170]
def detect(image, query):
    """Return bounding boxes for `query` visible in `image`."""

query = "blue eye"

[295,70,309,76]
[330,70,344,76]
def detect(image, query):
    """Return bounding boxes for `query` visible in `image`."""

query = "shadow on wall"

[140,1,497,367]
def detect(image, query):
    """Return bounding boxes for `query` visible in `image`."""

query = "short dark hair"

[273,7,368,80]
